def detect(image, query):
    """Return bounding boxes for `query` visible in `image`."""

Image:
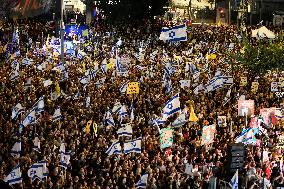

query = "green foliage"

[228,37,284,77]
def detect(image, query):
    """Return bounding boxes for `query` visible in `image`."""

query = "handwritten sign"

[251,82,259,93]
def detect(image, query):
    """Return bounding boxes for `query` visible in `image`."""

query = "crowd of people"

[0,18,283,189]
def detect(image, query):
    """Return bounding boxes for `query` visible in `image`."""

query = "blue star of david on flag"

[169,31,175,38]
[131,142,136,147]
[167,103,173,110]
[162,93,181,120]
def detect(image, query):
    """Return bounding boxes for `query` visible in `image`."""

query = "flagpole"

[60,0,64,64]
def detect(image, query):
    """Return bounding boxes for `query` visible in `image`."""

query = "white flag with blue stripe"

[4,164,22,185]
[130,102,134,122]
[112,101,122,114]
[19,107,36,133]
[117,123,133,137]
[104,109,115,127]
[205,77,224,93]
[119,105,128,121]
[60,152,71,169]
[120,81,128,94]
[124,137,142,154]
[52,107,62,122]
[162,93,181,120]
[12,103,24,120]
[172,111,188,128]
[27,161,48,182]
[135,173,148,189]
[159,25,187,41]
[32,96,44,113]
[11,141,21,158]
[229,170,238,189]
[10,69,20,81]
[106,141,122,156]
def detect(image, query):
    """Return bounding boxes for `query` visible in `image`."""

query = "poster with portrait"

[238,100,255,116]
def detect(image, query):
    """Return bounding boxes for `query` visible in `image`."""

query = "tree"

[82,0,168,21]
[228,37,284,77]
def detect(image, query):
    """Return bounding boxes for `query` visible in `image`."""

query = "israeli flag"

[33,136,41,152]
[106,141,122,156]
[180,80,190,89]
[59,152,71,169]
[135,173,149,189]
[79,76,89,85]
[130,102,134,122]
[159,25,187,41]
[120,81,128,94]
[19,107,36,133]
[4,164,22,185]
[235,127,256,145]
[27,161,48,182]
[101,58,108,73]
[275,108,284,120]
[221,76,234,85]
[172,111,188,128]
[117,123,133,137]
[112,101,122,114]
[104,109,115,127]
[119,105,128,120]
[10,69,20,81]
[12,103,24,120]
[124,137,142,154]
[24,77,32,90]
[205,77,224,93]
[162,93,181,120]
[32,96,45,113]
[164,63,173,78]
[52,107,62,122]
[11,141,21,158]
[229,170,238,189]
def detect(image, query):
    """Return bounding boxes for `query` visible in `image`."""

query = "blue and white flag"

[27,161,48,182]
[12,103,24,120]
[32,96,45,113]
[10,69,20,81]
[4,164,22,185]
[124,137,142,154]
[135,173,149,189]
[24,77,32,91]
[119,105,128,121]
[112,101,122,114]
[120,81,128,94]
[229,170,238,189]
[19,107,36,133]
[106,141,122,156]
[33,136,40,152]
[172,111,188,128]
[221,76,234,85]
[117,123,133,137]
[275,108,284,120]
[130,101,134,122]
[165,78,172,95]
[60,152,71,169]
[86,68,97,80]
[159,25,187,41]
[164,63,173,78]
[235,127,256,145]
[79,76,89,85]
[162,94,181,120]
[104,109,115,127]
[11,141,21,158]
[180,80,190,89]
[52,107,62,122]
[193,84,204,95]
[205,77,224,93]
[101,58,108,73]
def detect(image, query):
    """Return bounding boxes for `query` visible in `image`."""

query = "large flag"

[159,25,187,41]
[12,103,24,120]
[201,124,216,145]
[117,123,133,137]
[106,141,122,156]
[162,93,181,120]
[136,173,149,189]
[205,77,224,93]
[4,164,22,185]
[229,170,238,189]
[124,137,142,154]
[235,127,256,145]
[11,141,21,158]
[160,128,174,149]
[27,161,48,182]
